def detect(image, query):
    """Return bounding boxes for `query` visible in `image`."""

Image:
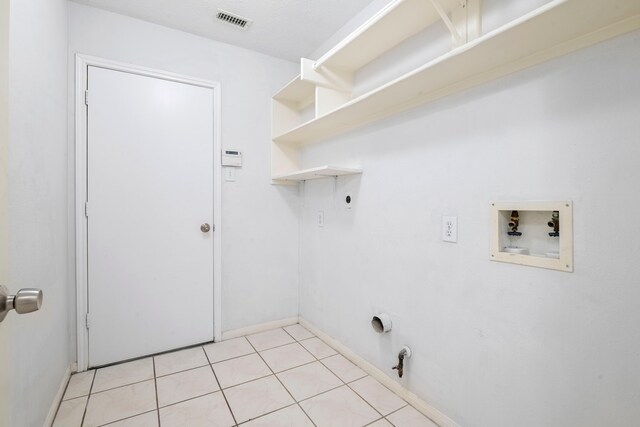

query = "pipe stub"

[371,313,392,333]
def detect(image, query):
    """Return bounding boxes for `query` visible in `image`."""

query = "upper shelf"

[315,0,459,72]
[273,0,640,145]
[273,75,315,109]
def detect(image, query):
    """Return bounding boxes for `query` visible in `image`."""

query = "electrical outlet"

[317,211,324,227]
[442,216,457,242]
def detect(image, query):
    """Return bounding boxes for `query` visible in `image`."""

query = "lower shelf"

[272,165,362,182]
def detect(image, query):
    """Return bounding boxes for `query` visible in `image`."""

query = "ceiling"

[70,0,375,62]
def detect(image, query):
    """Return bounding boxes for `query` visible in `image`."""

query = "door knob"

[201,223,211,233]
[0,285,43,322]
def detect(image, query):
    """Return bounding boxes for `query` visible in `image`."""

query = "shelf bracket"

[451,0,481,48]
[301,58,353,92]
[429,0,464,46]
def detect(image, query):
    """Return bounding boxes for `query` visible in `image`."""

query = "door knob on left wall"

[0,286,43,322]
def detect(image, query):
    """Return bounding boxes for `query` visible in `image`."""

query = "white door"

[87,66,215,367]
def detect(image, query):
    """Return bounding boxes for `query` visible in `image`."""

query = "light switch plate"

[224,167,235,182]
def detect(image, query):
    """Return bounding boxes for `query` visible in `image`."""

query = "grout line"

[97,409,157,426]
[345,379,408,420]
[203,345,239,426]
[152,357,161,427]
[155,362,210,379]
[155,391,220,410]
[363,418,386,426]
[202,328,317,366]
[89,377,156,396]
[218,372,274,391]
[296,383,346,404]
[245,336,319,427]
[91,341,212,371]
[79,370,97,426]
[319,357,368,383]
[234,402,299,426]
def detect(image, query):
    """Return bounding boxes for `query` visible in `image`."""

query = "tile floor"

[53,324,438,427]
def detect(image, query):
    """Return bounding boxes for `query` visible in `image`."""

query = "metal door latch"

[0,285,43,322]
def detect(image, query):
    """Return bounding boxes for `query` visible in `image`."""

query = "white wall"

[67,3,300,337]
[299,25,640,427]
[2,0,71,425]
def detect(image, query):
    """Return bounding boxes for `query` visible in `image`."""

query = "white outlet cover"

[442,216,457,243]
[317,211,324,227]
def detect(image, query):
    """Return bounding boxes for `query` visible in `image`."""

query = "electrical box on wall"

[490,201,573,272]
[222,150,242,167]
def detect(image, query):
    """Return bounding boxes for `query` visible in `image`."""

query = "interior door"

[87,66,214,367]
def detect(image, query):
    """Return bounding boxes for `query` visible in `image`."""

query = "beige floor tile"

[299,337,337,359]
[242,404,315,427]
[159,392,234,427]
[321,354,367,383]
[277,362,342,401]
[386,406,439,427]
[213,353,272,388]
[260,343,315,373]
[204,337,255,363]
[83,380,157,427]
[92,358,154,393]
[63,370,95,400]
[106,411,159,427]
[157,365,220,407]
[300,385,379,427]
[246,328,295,351]
[154,346,208,377]
[349,377,406,416]
[283,324,314,341]
[224,375,294,423]
[368,419,393,426]
[52,396,87,427]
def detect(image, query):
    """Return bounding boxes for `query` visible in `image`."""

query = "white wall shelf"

[270,0,640,182]
[272,166,362,182]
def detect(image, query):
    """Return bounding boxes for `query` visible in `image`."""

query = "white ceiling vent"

[216,9,252,30]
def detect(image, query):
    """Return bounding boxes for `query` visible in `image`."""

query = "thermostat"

[222,150,242,167]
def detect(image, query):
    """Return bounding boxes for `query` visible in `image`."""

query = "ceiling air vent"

[216,9,252,29]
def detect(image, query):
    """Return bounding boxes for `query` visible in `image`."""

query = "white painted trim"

[74,54,223,370]
[221,317,299,341]
[43,365,72,427]
[299,317,461,427]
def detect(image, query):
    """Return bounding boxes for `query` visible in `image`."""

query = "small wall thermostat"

[222,150,242,167]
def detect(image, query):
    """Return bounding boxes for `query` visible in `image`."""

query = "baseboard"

[43,365,72,427]
[299,317,461,427]
[221,317,298,341]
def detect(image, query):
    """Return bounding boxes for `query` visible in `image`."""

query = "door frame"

[74,54,223,371]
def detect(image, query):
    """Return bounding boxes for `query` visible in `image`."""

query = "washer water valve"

[392,346,412,378]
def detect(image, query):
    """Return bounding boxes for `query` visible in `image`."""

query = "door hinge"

[84,90,89,105]
[85,313,90,329]
[84,202,89,217]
